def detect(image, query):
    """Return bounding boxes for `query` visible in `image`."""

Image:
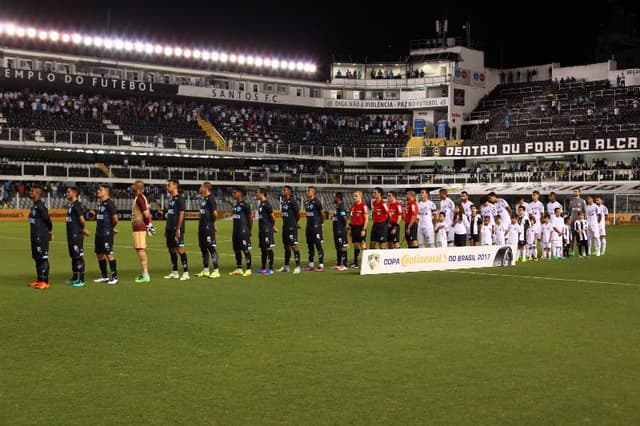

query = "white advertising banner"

[178,85,448,110]
[360,245,516,275]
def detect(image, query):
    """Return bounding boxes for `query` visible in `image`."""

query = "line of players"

[26,180,609,289]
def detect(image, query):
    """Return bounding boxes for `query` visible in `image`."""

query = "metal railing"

[1,162,637,186]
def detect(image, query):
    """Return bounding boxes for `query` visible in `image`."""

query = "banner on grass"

[360,245,516,275]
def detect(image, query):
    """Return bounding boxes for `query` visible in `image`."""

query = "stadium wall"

[552,60,614,82]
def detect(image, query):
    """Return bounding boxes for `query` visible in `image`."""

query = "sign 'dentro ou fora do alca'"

[435,137,639,157]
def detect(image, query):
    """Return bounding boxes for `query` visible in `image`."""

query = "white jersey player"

[585,196,602,256]
[460,191,473,218]
[526,216,540,260]
[540,216,554,259]
[480,200,497,225]
[434,212,449,248]
[480,216,494,246]
[507,216,520,246]
[528,191,545,223]
[417,189,437,248]
[489,192,512,225]
[595,196,608,255]
[494,216,507,246]
[439,189,456,245]
[546,192,563,217]
[551,211,565,258]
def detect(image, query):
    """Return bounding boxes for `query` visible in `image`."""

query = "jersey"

[232,200,252,234]
[30,199,52,239]
[495,223,506,246]
[540,222,554,244]
[517,216,530,242]
[388,201,403,225]
[132,193,150,232]
[547,201,563,217]
[480,223,493,245]
[435,221,449,246]
[507,223,520,245]
[480,203,497,224]
[417,200,437,228]
[551,216,564,243]
[439,197,455,225]
[281,197,299,230]
[573,219,589,240]
[350,202,368,226]
[258,199,275,233]
[199,194,217,231]
[585,204,601,227]
[371,199,389,224]
[332,202,348,232]
[527,201,545,222]
[494,198,511,223]
[305,198,323,229]
[66,200,85,238]
[404,200,418,225]
[461,200,473,217]
[96,198,116,235]
[569,197,587,223]
[527,221,540,245]
[166,193,186,232]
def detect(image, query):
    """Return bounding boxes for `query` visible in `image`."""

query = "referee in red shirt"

[349,191,368,268]
[386,191,403,249]
[370,187,390,249]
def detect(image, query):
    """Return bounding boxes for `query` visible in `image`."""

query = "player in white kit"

[460,191,474,218]
[540,214,553,259]
[584,195,602,256]
[507,215,520,246]
[494,216,507,246]
[526,214,540,260]
[439,189,456,246]
[551,209,565,258]
[480,216,493,246]
[528,190,545,224]
[417,189,437,248]
[489,191,513,225]
[595,196,608,255]
[434,212,449,248]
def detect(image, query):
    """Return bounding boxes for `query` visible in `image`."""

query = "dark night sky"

[1,0,639,72]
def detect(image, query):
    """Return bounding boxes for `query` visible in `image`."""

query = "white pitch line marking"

[447,270,640,288]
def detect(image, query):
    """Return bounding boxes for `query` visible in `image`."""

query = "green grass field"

[1,219,640,425]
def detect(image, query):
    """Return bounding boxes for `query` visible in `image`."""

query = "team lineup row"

[24,181,608,289]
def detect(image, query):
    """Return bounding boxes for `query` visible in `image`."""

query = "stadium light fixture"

[0,20,318,73]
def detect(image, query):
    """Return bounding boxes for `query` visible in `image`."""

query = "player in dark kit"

[304,186,324,272]
[332,192,349,271]
[65,186,89,287]
[229,187,253,277]
[278,185,301,274]
[93,184,119,284]
[27,185,53,289]
[196,182,220,279]
[164,179,189,280]
[256,188,277,275]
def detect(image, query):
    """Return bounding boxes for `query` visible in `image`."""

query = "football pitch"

[1,220,639,425]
